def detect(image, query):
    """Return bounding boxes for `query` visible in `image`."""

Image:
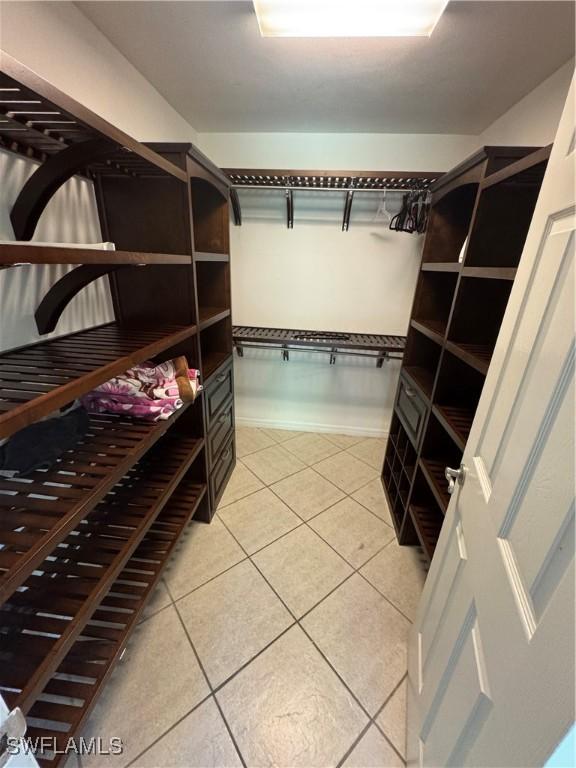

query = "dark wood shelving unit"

[0,323,197,438]
[0,58,235,762]
[1,431,203,715]
[382,144,550,562]
[22,470,208,767]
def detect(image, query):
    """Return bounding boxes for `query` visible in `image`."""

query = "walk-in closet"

[0,2,574,767]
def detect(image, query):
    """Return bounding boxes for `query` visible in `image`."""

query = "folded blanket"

[81,357,201,422]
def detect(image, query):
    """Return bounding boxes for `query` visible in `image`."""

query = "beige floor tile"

[138,579,171,622]
[82,606,209,767]
[217,461,264,508]
[218,487,301,554]
[242,444,306,485]
[361,540,427,621]
[235,427,276,457]
[217,626,368,768]
[302,575,410,715]
[252,526,353,617]
[342,726,404,768]
[376,680,407,760]
[135,698,242,767]
[352,478,394,526]
[261,427,303,443]
[324,433,365,449]
[347,438,387,470]
[309,497,395,568]
[282,432,341,465]
[313,452,378,493]
[271,467,345,520]
[163,518,245,600]
[177,560,293,686]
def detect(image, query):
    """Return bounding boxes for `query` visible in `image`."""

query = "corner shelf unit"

[382,144,550,562]
[0,58,235,763]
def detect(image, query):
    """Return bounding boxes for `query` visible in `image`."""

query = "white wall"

[199,131,476,171]
[230,216,422,435]
[0,1,198,142]
[202,131,477,436]
[479,60,574,146]
[0,148,114,353]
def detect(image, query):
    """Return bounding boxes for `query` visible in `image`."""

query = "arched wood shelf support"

[11,138,118,240]
[35,264,132,334]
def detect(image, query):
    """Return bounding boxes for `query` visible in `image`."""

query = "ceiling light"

[253,0,449,37]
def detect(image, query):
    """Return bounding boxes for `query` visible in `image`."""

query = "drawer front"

[396,373,427,448]
[207,396,234,469]
[209,434,235,509]
[204,359,233,430]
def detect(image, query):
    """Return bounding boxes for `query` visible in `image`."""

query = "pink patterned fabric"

[82,359,201,421]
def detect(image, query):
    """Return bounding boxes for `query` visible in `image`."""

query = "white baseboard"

[235,415,389,439]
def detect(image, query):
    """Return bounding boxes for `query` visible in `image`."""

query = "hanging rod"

[230,184,427,193]
[234,342,403,367]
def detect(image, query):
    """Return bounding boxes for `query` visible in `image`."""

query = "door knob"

[445,463,466,494]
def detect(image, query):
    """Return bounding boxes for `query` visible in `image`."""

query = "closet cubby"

[411,270,458,342]
[196,260,231,328]
[191,179,230,255]
[421,183,478,263]
[382,144,550,563]
[402,328,442,400]
[382,414,420,543]
[433,350,484,450]
[408,468,445,560]
[464,155,548,269]
[201,315,233,380]
[447,276,513,375]
[420,411,463,512]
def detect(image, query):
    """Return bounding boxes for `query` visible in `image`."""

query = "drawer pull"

[219,448,231,462]
[216,373,227,383]
[404,387,416,398]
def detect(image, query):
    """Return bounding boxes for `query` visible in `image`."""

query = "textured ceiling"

[78,0,575,133]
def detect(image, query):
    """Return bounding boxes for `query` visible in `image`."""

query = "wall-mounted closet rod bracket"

[230,187,242,226]
[285,189,294,229]
[232,343,403,366]
[342,190,355,232]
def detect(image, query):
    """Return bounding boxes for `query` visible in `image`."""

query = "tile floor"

[81,428,428,768]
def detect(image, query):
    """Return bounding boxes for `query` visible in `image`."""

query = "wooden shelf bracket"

[10,138,118,240]
[34,264,132,334]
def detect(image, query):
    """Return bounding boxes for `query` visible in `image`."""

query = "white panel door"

[408,75,575,768]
